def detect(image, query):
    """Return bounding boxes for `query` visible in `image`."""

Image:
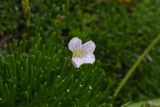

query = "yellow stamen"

[73,50,84,57]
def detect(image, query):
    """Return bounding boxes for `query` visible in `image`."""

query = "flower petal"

[72,57,84,68]
[68,37,82,52]
[83,40,96,54]
[83,54,95,64]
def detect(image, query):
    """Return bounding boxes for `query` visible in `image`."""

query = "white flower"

[68,37,96,68]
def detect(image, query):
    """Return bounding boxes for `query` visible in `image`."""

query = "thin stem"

[21,0,31,53]
[26,23,30,53]
[26,5,31,53]
[113,35,160,99]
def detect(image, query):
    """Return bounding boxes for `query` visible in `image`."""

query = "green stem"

[26,17,30,53]
[21,0,31,52]
[113,35,160,99]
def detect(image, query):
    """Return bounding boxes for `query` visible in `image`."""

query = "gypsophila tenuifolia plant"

[1,0,160,106]
[0,33,109,107]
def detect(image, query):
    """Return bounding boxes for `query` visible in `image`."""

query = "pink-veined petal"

[83,40,96,54]
[68,37,82,52]
[83,54,95,64]
[72,57,85,68]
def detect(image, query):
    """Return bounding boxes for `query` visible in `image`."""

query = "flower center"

[73,50,84,57]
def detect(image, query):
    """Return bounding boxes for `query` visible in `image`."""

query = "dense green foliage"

[0,0,160,106]
[0,34,108,106]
